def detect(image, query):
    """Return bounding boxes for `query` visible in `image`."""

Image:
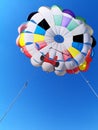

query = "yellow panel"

[19,33,25,47]
[34,34,45,42]
[79,61,87,70]
[68,47,80,58]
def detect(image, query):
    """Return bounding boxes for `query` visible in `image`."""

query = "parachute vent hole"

[54,35,64,43]
[40,55,44,61]
[55,62,59,67]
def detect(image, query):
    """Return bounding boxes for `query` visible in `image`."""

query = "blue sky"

[0,0,98,130]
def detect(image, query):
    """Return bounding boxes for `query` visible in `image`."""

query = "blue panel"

[81,52,87,56]
[26,42,33,45]
[30,20,37,24]
[66,58,79,65]
[72,42,83,51]
[85,42,91,46]
[34,26,46,35]
[36,43,40,50]
[90,49,95,58]
[23,31,32,33]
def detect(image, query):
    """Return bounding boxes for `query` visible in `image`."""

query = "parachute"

[16,5,96,76]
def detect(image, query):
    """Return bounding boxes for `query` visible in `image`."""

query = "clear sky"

[0,0,98,130]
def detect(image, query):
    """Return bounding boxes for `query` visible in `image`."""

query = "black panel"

[91,36,96,48]
[38,19,50,30]
[27,12,38,21]
[73,34,83,43]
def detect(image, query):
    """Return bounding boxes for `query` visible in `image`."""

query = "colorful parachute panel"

[16,5,96,76]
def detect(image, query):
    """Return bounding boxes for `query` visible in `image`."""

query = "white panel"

[55,70,66,76]
[56,51,63,60]
[74,53,85,65]
[55,51,66,75]
[30,12,43,24]
[49,48,56,59]
[61,44,67,52]
[51,42,58,50]
[66,23,86,37]
[86,25,93,35]
[56,44,63,52]
[24,33,34,43]
[81,44,91,54]
[63,36,73,49]
[42,62,54,72]
[38,6,55,27]
[25,21,37,33]
[51,5,62,15]
[45,35,54,44]
[40,44,52,55]
[45,28,55,37]
[59,26,69,36]
[65,59,77,69]
[24,44,37,56]
[55,26,61,34]
[84,33,92,44]
[30,51,43,66]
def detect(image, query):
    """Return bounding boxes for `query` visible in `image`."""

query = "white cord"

[0,81,28,123]
[79,72,98,98]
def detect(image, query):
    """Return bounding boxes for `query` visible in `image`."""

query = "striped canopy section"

[16,5,96,76]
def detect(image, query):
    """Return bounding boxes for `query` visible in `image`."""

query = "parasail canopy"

[16,5,96,76]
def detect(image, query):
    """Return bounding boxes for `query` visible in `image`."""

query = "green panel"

[53,15,62,26]
[67,19,78,31]
[51,5,63,11]
[76,16,86,23]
